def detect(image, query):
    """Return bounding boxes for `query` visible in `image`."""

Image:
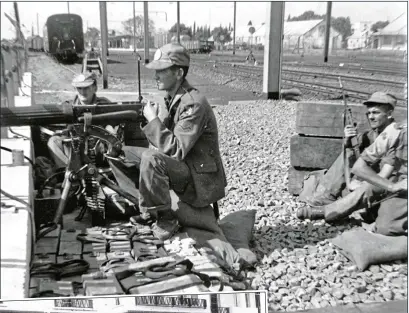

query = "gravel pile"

[213,100,407,312]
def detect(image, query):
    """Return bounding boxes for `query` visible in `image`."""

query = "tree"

[84,27,100,48]
[331,16,352,42]
[121,15,155,41]
[287,14,291,21]
[211,26,232,46]
[289,10,324,21]
[169,23,192,38]
[371,21,389,33]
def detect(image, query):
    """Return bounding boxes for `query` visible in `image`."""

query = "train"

[180,40,215,54]
[27,35,44,52]
[43,13,84,61]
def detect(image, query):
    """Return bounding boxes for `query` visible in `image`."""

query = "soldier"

[110,42,227,240]
[47,72,112,168]
[298,121,407,236]
[298,92,398,209]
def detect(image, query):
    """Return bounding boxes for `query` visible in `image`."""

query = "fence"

[1,14,29,109]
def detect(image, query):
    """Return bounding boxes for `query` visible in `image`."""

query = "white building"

[347,21,373,49]
[235,20,342,52]
[371,12,407,50]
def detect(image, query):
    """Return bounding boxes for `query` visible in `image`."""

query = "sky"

[1,1,407,39]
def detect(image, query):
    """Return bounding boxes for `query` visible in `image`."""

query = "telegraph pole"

[37,13,39,36]
[143,1,149,64]
[67,2,70,13]
[177,2,180,43]
[133,2,136,52]
[233,2,236,55]
[323,1,332,63]
[263,2,284,100]
[13,2,21,41]
[99,2,108,88]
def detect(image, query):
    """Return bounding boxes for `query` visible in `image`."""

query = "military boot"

[151,210,179,241]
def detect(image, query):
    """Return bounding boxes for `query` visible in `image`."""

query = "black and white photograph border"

[0,291,268,313]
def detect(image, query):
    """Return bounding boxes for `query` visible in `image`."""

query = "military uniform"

[110,79,227,213]
[324,122,407,236]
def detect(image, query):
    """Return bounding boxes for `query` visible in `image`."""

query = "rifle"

[338,77,360,190]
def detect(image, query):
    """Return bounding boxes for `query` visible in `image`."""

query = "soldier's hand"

[143,100,159,123]
[344,125,357,138]
[390,179,408,193]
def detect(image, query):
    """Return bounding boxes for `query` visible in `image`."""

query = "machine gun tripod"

[36,121,141,240]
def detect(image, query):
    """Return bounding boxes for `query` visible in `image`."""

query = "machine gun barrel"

[0,101,144,127]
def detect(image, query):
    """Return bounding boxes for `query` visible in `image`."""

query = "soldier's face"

[76,84,96,104]
[366,105,392,129]
[154,68,178,91]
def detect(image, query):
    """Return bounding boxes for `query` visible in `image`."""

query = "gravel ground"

[28,52,408,312]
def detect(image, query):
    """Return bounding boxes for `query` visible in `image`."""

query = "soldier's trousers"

[109,146,192,215]
[324,181,408,236]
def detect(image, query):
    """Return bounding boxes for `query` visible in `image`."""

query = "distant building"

[347,21,373,49]
[371,12,407,50]
[236,20,342,52]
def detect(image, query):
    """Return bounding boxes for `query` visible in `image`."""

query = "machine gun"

[338,77,360,190]
[1,101,145,238]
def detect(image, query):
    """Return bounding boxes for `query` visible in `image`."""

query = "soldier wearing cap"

[47,72,112,168]
[109,43,227,240]
[297,92,407,234]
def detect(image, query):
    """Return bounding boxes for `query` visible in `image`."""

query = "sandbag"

[330,228,408,271]
[219,210,257,265]
[298,169,327,203]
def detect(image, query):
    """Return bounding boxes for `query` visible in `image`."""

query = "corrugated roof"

[283,19,323,36]
[378,13,407,35]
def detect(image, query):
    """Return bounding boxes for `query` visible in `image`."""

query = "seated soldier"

[47,72,113,168]
[299,92,398,208]
[110,43,227,240]
[297,120,407,236]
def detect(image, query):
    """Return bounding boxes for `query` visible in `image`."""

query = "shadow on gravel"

[250,219,356,260]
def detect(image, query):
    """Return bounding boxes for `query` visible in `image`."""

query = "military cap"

[363,92,397,108]
[146,43,190,70]
[72,72,97,88]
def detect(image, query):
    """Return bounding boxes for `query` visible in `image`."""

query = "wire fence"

[1,11,29,108]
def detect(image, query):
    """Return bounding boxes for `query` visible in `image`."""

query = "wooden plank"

[288,167,312,195]
[296,101,408,137]
[290,135,342,169]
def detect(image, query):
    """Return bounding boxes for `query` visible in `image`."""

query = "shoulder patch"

[381,132,388,140]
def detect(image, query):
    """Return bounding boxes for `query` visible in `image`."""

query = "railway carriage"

[180,40,214,54]
[43,13,84,61]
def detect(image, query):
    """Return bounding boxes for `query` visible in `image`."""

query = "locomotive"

[43,13,84,61]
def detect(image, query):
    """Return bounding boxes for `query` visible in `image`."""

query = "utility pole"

[133,2,136,52]
[99,1,108,88]
[233,1,236,55]
[263,2,284,100]
[323,1,332,63]
[67,2,70,13]
[13,2,21,42]
[177,2,180,43]
[37,13,39,36]
[143,1,149,64]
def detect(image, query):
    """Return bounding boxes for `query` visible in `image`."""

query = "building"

[371,12,407,50]
[237,20,342,52]
[347,21,373,49]
[0,292,267,313]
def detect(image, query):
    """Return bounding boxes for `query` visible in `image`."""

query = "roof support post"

[262,1,284,100]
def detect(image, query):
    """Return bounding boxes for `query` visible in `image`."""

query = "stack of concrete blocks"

[289,101,407,195]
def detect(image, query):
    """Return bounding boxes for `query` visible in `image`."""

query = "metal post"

[323,1,332,63]
[133,2,136,52]
[233,2,236,55]
[143,2,149,64]
[67,2,70,13]
[37,13,39,36]
[99,2,108,89]
[13,2,21,42]
[262,2,284,100]
[177,2,180,43]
